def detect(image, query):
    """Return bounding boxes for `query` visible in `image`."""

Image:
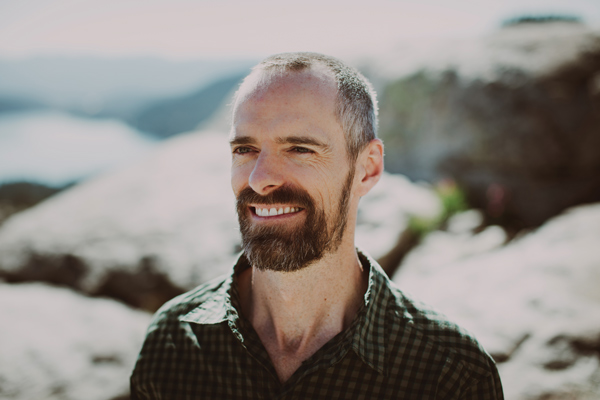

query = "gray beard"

[236,169,354,273]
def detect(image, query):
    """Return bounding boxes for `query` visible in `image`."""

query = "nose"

[248,151,285,195]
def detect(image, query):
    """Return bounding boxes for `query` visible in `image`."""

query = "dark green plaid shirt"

[131,251,503,399]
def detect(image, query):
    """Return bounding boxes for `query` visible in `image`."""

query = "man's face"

[230,69,356,272]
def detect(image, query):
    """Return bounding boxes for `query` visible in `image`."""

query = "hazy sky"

[0,0,598,60]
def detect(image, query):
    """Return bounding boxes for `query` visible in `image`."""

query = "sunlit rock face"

[0,130,440,311]
[0,282,150,400]
[378,21,600,228]
[393,203,600,399]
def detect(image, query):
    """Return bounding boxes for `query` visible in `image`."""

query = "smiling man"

[130,53,503,399]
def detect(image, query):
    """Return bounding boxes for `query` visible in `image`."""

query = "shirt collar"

[179,255,249,326]
[180,249,390,375]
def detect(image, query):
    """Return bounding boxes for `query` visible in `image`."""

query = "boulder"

[0,282,150,400]
[377,21,600,228]
[0,131,239,310]
[393,203,600,399]
[0,130,440,310]
[394,209,507,272]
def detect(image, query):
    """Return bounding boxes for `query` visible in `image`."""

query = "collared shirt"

[130,251,503,399]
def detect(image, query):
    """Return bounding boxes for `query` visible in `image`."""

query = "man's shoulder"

[148,274,230,330]
[384,280,496,377]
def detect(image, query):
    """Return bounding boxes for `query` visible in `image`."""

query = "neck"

[238,241,368,382]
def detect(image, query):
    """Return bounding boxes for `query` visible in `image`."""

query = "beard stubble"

[236,168,355,272]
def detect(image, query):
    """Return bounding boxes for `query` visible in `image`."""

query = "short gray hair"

[234,52,378,161]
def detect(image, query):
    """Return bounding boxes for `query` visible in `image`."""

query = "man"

[130,52,503,399]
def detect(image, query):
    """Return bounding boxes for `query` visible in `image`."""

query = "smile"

[252,206,303,217]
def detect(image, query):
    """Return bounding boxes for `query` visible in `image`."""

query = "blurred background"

[1,0,599,398]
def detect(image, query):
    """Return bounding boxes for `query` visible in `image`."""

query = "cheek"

[312,178,341,214]
[231,163,251,195]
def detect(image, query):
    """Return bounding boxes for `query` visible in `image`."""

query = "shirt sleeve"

[129,322,173,400]
[460,366,504,400]
[130,354,154,400]
[130,377,149,400]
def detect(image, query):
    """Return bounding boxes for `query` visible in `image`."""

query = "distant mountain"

[0,56,255,117]
[0,96,45,113]
[130,74,244,138]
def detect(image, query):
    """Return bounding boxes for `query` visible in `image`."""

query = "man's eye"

[233,147,254,154]
[292,147,313,154]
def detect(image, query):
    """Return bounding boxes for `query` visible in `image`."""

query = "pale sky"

[0,0,598,60]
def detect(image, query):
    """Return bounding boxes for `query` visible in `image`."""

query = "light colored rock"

[396,211,506,276]
[356,174,440,259]
[393,203,600,399]
[0,282,150,400]
[375,22,598,91]
[0,129,440,308]
[0,131,239,308]
[442,22,597,81]
[446,209,484,234]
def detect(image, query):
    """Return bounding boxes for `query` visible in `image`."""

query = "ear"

[355,139,384,197]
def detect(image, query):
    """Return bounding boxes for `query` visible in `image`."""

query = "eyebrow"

[230,135,331,150]
[229,136,256,146]
[276,136,330,149]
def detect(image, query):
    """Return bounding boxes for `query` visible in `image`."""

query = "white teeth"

[255,207,300,216]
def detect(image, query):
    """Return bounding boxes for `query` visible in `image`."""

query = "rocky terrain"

[377,21,600,229]
[0,282,150,400]
[394,203,600,399]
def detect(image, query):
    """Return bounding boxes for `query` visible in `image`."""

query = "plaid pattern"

[131,250,503,399]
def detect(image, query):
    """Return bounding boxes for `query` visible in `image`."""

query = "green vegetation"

[436,179,469,221]
[407,180,469,240]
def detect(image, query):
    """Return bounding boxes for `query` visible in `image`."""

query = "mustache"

[236,185,314,210]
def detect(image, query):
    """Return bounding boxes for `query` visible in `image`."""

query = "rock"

[377,21,600,228]
[0,130,440,310]
[0,131,239,310]
[0,181,67,226]
[446,209,484,234]
[393,203,600,399]
[394,210,507,275]
[0,282,150,400]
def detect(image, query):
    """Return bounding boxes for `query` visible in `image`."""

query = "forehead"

[232,68,342,140]
[235,66,337,107]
